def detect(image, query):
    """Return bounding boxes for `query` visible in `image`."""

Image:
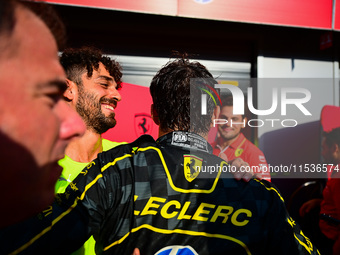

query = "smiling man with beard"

[55,46,124,255]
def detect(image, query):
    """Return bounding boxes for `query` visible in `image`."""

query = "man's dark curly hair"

[21,1,66,50]
[60,46,122,88]
[150,58,218,135]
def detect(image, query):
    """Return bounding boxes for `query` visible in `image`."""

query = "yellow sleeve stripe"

[288,218,319,255]
[10,198,80,255]
[100,154,133,173]
[293,232,316,255]
[104,224,251,255]
[80,174,103,200]
[253,179,284,202]
[79,154,133,200]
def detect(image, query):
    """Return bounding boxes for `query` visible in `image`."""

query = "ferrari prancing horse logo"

[183,154,203,182]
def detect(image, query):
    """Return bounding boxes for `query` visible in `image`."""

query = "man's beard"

[76,87,117,134]
[218,126,240,141]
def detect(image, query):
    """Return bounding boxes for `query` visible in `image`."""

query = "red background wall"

[41,0,335,29]
[102,83,159,143]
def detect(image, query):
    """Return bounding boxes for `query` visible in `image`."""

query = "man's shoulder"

[99,135,157,160]
[58,155,88,171]
[102,139,127,151]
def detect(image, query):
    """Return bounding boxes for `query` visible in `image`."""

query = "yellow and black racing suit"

[1,131,318,255]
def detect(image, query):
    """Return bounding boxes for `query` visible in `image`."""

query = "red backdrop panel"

[334,0,340,30]
[39,0,177,15]
[102,82,158,143]
[41,0,333,29]
[178,0,333,29]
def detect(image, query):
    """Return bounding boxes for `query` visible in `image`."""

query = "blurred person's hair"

[0,0,66,51]
[20,1,66,50]
[0,0,16,39]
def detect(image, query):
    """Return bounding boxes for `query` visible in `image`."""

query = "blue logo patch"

[155,245,198,255]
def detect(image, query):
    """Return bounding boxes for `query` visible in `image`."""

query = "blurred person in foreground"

[0,0,85,228]
[0,57,317,254]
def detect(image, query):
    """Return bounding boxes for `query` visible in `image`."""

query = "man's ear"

[210,106,220,128]
[151,104,160,125]
[63,79,76,101]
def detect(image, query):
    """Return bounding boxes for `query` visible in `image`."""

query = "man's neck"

[158,128,209,141]
[158,127,173,139]
[65,129,103,163]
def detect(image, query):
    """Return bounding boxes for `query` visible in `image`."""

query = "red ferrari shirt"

[211,133,271,181]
